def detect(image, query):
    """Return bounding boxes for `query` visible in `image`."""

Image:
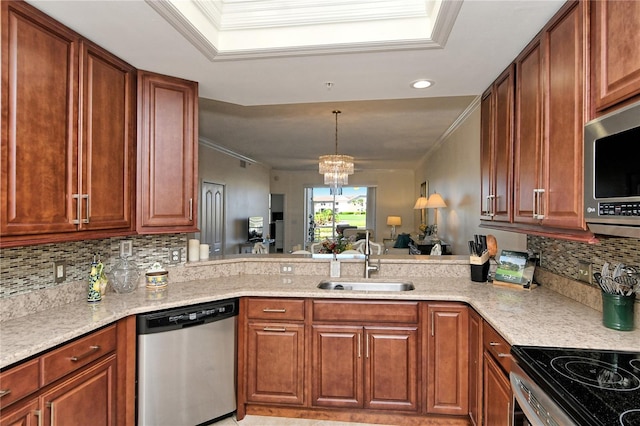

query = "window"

[304,186,376,242]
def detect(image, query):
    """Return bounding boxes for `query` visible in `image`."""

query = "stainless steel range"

[511,346,640,425]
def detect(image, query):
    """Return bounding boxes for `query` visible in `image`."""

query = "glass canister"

[110,255,140,294]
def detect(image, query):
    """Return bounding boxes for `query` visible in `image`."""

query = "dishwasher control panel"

[137,298,238,334]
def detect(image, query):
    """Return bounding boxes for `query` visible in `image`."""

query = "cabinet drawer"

[312,300,419,324]
[41,325,117,386]
[246,298,305,321]
[483,321,511,373]
[0,359,39,407]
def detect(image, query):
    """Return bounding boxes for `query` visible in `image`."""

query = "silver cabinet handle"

[47,402,54,425]
[189,198,193,221]
[365,333,370,359]
[431,311,435,337]
[357,333,361,358]
[0,389,11,397]
[263,327,286,332]
[533,189,545,219]
[72,194,81,224]
[83,194,90,223]
[34,409,42,426]
[70,345,100,362]
[489,342,500,346]
[262,308,286,313]
[498,353,512,358]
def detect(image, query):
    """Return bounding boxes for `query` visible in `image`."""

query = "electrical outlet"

[578,260,592,284]
[120,240,133,257]
[169,248,182,264]
[280,264,294,274]
[54,261,66,283]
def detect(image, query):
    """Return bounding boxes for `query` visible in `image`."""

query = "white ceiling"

[29,0,565,171]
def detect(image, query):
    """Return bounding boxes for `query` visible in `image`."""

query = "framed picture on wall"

[420,181,427,197]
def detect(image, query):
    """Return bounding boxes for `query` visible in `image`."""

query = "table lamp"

[426,193,446,238]
[386,216,402,239]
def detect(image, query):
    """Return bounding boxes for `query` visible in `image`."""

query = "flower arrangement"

[319,236,354,254]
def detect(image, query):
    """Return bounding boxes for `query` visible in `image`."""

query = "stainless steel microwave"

[584,100,640,238]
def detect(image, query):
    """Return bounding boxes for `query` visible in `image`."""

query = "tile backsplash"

[527,235,640,287]
[0,234,186,298]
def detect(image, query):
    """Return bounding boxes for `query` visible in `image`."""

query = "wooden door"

[492,66,515,223]
[137,70,198,233]
[593,0,640,112]
[1,1,78,236]
[426,303,469,416]
[0,398,40,426]
[514,37,544,225]
[364,327,418,412]
[542,0,587,230]
[468,309,483,426]
[201,182,224,256]
[78,40,135,232]
[41,355,116,426]
[483,352,512,426]
[480,89,494,219]
[311,325,363,408]
[245,322,305,405]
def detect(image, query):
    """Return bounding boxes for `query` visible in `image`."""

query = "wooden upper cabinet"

[542,0,587,230]
[78,41,135,232]
[1,1,135,245]
[511,0,588,232]
[480,65,514,223]
[592,0,640,112]
[1,1,79,237]
[137,70,198,233]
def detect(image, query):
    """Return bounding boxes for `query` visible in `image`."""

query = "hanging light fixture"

[319,110,354,191]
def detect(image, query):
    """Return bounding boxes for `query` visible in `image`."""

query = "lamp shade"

[413,197,428,209]
[426,193,446,208]
[386,216,402,226]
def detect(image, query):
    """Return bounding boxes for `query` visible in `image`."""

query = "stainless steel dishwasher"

[137,298,238,426]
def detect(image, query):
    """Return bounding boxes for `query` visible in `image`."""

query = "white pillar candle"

[188,239,200,262]
[199,244,210,260]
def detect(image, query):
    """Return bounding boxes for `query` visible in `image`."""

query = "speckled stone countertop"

[2,263,639,369]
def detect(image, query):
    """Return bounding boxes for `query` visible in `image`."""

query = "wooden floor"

[214,414,396,426]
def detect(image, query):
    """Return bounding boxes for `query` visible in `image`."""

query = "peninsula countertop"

[2,271,639,369]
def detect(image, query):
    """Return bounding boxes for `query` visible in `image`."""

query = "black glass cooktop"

[512,346,640,426]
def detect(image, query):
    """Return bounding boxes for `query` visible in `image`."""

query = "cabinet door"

[492,66,515,223]
[137,70,198,233]
[364,327,418,412]
[483,352,512,426]
[41,355,116,426]
[0,398,40,426]
[426,303,469,416]
[480,66,514,222]
[245,322,305,405]
[514,37,544,225]
[593,0,640,111]
[78,41,135,232]
[468,309,483,426]
[479,89,493,219]
[542,0,587,230]
[311,325,363,408]
[1,1,78,236]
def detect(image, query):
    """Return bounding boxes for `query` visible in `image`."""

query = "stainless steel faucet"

[364,231,379,278]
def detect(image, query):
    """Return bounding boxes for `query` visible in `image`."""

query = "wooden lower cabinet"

[0,398,40,426]
[311,325,418,411]
[483,352,512,426]
[40,355,116,426]
[425,303,469,416]
[246,322,305,405]
[0,319,136,426]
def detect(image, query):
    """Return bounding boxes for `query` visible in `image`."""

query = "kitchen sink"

[317,280,415,292]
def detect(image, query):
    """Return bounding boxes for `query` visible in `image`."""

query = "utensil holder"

[602,292,636,331]
[470,252,490,282]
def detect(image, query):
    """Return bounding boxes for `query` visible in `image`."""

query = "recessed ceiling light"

[411,80,433,89]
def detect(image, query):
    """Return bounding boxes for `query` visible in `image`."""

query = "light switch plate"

[120,240,133,257]
[54,261,66,283]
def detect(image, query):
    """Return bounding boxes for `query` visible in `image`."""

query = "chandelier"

[319,110,354,190]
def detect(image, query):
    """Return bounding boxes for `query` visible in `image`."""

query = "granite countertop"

[2,272,639,370]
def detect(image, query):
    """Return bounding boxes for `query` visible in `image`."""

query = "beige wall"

[415,106,526,255]
[270,169,415,252]
[198,143,271,254]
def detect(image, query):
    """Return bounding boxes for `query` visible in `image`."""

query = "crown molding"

[199,136,259,165]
